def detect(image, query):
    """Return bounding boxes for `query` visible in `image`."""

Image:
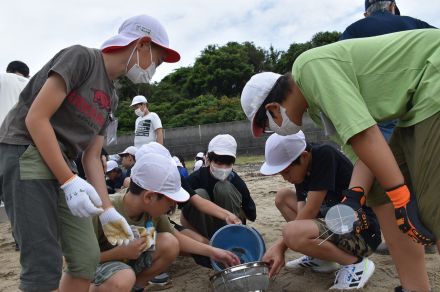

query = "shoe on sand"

[374,242,390,255]
[286,255,340,273]
[147,273,173,291]
[330,258,375,290]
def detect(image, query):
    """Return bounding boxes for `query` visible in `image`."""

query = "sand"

[1,163,439,291]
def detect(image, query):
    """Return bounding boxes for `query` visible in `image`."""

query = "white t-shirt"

[193,160,203,172]
[0,73,28,123]
[134,112,162,148]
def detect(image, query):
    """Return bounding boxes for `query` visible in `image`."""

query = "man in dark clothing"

[340,0,435,42]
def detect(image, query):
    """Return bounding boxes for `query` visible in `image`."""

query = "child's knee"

[282,222,308,250]
[93,269,135,292]
[108,269,136,291]
[275,188,295,207]
[156,233,179,260]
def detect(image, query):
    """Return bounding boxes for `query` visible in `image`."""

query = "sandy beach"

[1,163,439,292]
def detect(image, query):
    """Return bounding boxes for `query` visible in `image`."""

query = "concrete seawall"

[106,115,331,159]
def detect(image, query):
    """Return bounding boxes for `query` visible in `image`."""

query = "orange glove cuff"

[386,184,410,208]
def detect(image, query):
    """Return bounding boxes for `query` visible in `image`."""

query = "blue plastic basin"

[209,225,266,271]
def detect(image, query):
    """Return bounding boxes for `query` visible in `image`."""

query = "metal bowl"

[210,261,270,292]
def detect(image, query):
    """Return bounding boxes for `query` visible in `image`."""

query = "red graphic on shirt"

[92,89,111,111]
[66,90,106,127]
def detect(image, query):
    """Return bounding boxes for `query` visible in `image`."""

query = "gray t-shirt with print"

[0,45,118,160]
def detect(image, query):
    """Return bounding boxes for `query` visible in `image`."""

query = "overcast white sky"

[1,0,438,82]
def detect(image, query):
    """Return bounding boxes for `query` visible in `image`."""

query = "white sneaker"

[330,258,375,290]
[286,255,340,273]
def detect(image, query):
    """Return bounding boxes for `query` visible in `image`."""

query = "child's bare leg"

[135,233,179,287]
[373,203,430,292]
[275,187,299,222]
[283,220,358,265]
[89,269,135,292]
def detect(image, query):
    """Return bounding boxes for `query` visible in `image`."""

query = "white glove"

[61,175,104,217]
[100,207,134,246]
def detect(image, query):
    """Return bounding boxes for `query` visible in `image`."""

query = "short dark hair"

[6,61,29,77]
[254,73,293,130]
[129,180,164,200]
[121,153,136,162]
[291,142,313,165]
[207,152,236,165]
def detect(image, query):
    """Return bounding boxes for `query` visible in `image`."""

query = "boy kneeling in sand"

[260,132,381,290]
[90,152,239,292]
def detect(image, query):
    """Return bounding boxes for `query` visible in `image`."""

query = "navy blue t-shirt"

[340,11,435,40]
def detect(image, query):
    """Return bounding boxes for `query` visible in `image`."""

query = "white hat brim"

[260,160,292,176]
[212,150,236,158]
[163,187,190,203]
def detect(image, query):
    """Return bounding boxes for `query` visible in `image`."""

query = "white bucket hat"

[260,131,306,175]
[101,14,180,63]
[136,142,171,161]
[208,134,237,158]
[118,146,138,157]
[241,72,282,137]
[173,156,183,167]
[131,153,189,202]
[106,160,119,173]
[130,95,148,106]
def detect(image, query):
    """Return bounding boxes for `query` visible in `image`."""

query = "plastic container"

[209,225,266,271]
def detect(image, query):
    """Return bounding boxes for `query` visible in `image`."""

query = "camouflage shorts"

[314,219,373,259]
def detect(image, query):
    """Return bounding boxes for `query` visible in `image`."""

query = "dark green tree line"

[115,31,341,133]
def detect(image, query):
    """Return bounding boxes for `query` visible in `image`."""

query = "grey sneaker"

[147,273,173,291]
[375,242,389,255]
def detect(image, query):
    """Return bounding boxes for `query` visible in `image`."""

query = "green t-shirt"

[293,29,440,145]
[94,191,175,252]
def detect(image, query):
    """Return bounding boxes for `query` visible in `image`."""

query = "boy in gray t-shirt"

[0,15,180,292]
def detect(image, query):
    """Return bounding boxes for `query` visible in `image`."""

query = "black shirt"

[295,144,353,211]
[186,167,257,221]
[340,11,435,40]
[296,144,381,250]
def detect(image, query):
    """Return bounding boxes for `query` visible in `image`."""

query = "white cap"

[118,146,138,156]
[195,152,204,159]
[106,160,119,172]
[101,15,180,63]
[172,156,183,167]
[241,72,282,137]
[136,142,171,161]
[130,95,148,106]
[208,134,237,158]
[131,153,189,202]
[260,131,306,175]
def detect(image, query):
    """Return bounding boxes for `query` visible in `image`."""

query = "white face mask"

[125,45,156,84]
[134,108,145,117]
[266,105,301,136]
[210,165,232,181]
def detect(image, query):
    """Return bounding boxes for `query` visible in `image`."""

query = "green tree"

[113,31,342,133]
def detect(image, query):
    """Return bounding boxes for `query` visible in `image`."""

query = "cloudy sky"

[1,0,438,82]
